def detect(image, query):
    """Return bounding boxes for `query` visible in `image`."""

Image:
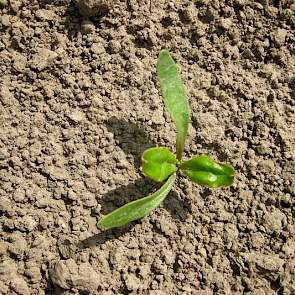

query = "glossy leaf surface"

[97,174,176,229]
[180,155,235,188]
[157,50,190,160]
[142,147,179,182]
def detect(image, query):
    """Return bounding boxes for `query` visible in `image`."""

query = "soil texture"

[0,0,294,294]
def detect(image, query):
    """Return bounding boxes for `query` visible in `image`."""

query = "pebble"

[1,14,10,26]
[13,188,26,203]
[274,28,288,46]
[30,48,58,71]
[67,110,85,123]
[263,209,286,231]
[35,9,57,21]
[0,148,9,160]
[50,259,101,292]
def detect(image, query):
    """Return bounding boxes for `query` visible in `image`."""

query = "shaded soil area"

[0,0,294,294]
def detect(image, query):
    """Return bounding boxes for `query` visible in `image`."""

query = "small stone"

[84,177,99,190]
[35,197,49,208]
[30,48,58,71]
[263,209,286,232]
[0,147,9,160]
[198,247,207,258]
[9,0,21,12]
[108,40,121,53]
[124,273,141,291]
[151,111,165,125]
[13,188,26,203]
[45,165,68,181]
[243,253,284,272]
[251,232,265,249]
[50,260,71,289]
[9,156,22,167]
[13,52,27,72]
[256,141,272,155]
[35,9,57,21]
[50,259,100,292]
[220,18,232,30]
[67,189,78,201]
[67,110,85,123]
[274,28,288,46]
[1,14,11,26]
[8,234,27,260]
[282,239,295,256]
[0,84,16,106]
[91,43,105,55]
[29,141,42,157]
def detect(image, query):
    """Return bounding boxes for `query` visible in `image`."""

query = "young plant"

[97,50,235,229]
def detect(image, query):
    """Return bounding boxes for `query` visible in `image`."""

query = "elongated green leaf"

[142,147,179,182]
[157,50,190,161]
[97,174,176,229]
[180,155,235,188]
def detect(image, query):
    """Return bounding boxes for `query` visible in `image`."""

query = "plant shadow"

[99,178,159,215]
[78,223,137,249]
[79,178,191,249]
[99,177,191,222]
[163,189,192,222]
[105,117,156,168]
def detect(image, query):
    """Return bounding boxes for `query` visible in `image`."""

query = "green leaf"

[97,174,176,229]
[157,50,190,161]
[180,155,235,188]
[141,147,179,182]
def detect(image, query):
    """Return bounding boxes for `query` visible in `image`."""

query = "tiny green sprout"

[97,50,235,229]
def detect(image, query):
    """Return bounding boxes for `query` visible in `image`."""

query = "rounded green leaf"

[97,174,176,229]
[157,50,190,160]
[180,155,235,188]
[142,147,179,182]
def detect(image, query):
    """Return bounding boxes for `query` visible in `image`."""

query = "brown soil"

[0,0,294,294]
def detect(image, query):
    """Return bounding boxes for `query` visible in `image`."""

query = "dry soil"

[0,0,294,294]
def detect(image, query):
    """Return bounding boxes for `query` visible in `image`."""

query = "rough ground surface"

[0,0,294,294]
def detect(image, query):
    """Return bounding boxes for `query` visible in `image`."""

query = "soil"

[0,0,294,294]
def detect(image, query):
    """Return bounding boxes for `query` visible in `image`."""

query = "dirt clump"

[74,0,109,17]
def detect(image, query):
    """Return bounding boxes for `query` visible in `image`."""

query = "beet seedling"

[97,50,235,229]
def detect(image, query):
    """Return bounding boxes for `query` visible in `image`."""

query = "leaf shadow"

[80,178,191,249]
[79,179,157,249]
[78,223,137,249]
[105,117,156,168]
[163,189,192,222]
[99,178,159,215]
[99,177,191,222]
